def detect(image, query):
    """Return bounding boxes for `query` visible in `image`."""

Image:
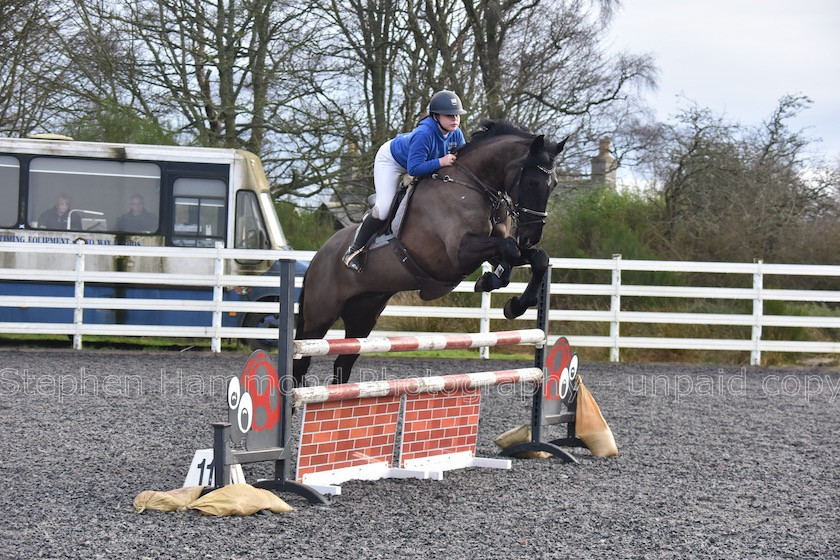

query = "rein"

[430,160,551,228]
[433,161,515,225]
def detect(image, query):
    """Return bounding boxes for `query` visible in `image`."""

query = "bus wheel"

[242,312,279,351]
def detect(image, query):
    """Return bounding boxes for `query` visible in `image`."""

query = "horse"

[293,119,566,386]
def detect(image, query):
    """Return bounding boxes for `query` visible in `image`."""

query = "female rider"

[342,90,468,272]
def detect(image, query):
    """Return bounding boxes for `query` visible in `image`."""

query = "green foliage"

[64,100,177,145]
[274,201,337,250]
[541,187,663,260]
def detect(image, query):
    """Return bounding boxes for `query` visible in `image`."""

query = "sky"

[608,0,840,164]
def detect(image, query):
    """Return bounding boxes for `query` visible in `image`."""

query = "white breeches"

[372,140,406,219]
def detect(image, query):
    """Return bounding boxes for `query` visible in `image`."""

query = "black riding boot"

[342,215,385,272]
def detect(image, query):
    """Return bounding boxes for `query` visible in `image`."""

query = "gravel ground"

[0,348,838,559]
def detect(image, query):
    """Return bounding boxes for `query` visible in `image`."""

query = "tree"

[655,95,839,263]
[0,1,70,136]
[50,0,358,200]
[4,0,656,204]
[306,0,414,208]
[326,0,657,206]
[55,0,302,148]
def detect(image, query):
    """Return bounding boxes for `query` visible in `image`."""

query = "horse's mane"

[456,119,535,156]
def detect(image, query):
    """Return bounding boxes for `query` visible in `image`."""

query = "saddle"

[364,176,463,300]
[368,175,414,251]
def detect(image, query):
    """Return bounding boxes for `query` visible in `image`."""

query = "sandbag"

[133,486,204,513]
[494,424,552,459]
[575,377,618,458]
[187,483,293,516]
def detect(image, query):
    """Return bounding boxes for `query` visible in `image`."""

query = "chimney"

[590,137,616,188]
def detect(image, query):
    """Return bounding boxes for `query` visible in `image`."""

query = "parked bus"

[0,134,306,346]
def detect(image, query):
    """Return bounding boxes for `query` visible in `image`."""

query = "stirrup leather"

[342,214,384,273]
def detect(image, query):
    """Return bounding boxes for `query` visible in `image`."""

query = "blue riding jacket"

[389,116,466,177]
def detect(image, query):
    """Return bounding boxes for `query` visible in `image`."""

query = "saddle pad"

[369,183,415,251]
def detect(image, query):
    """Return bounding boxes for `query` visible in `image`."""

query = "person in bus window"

[117,194,158,233]
[38,193,81,230]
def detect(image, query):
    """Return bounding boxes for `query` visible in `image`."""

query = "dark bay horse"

[294,120,566,386]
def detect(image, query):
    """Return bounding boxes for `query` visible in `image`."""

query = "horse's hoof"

[503,297,526,319]
[474,273,491,292]
[474,272,503,292]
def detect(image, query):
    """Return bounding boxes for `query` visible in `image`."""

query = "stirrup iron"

[342,246,365,272]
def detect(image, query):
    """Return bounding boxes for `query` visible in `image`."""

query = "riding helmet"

[428,90,467,115]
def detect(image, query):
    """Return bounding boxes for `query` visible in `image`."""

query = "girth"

[387,236,463,300]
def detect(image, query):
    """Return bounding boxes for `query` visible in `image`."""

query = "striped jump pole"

[203,261,581,502]
[294,328,546,358]
[293,367,543,406]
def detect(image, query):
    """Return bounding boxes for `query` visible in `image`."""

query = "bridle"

[431,159,555,230]
[506,163,556,227]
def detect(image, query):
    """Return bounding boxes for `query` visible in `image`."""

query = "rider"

[342,90,468,272]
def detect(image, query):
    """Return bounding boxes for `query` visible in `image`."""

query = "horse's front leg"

[474,258,514,292]
[502,247,549,319]
[458,234,521,292]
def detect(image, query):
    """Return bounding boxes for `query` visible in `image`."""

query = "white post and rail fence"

[1,242,839,365]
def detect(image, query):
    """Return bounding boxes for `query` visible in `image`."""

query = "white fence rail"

[1,243,839,364]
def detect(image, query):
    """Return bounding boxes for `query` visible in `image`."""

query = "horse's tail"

[293,267,308,340]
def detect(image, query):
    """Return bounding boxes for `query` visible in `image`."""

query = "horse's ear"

[529,135,546,155]
[549,135,569,157]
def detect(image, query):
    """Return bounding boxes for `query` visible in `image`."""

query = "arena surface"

[1,349,837,559]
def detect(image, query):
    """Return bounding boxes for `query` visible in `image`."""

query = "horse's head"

[508,134,567,248]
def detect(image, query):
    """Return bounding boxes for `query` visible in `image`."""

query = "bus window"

[235,190,269,250]
[172,178,226,247]
[0,156,19,227]
[115,193,159,234]
[26,158,160,232]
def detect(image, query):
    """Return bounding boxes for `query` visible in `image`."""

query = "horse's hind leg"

[293,315,337,386]
[292,284,340,388]
[333,292,393,384]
